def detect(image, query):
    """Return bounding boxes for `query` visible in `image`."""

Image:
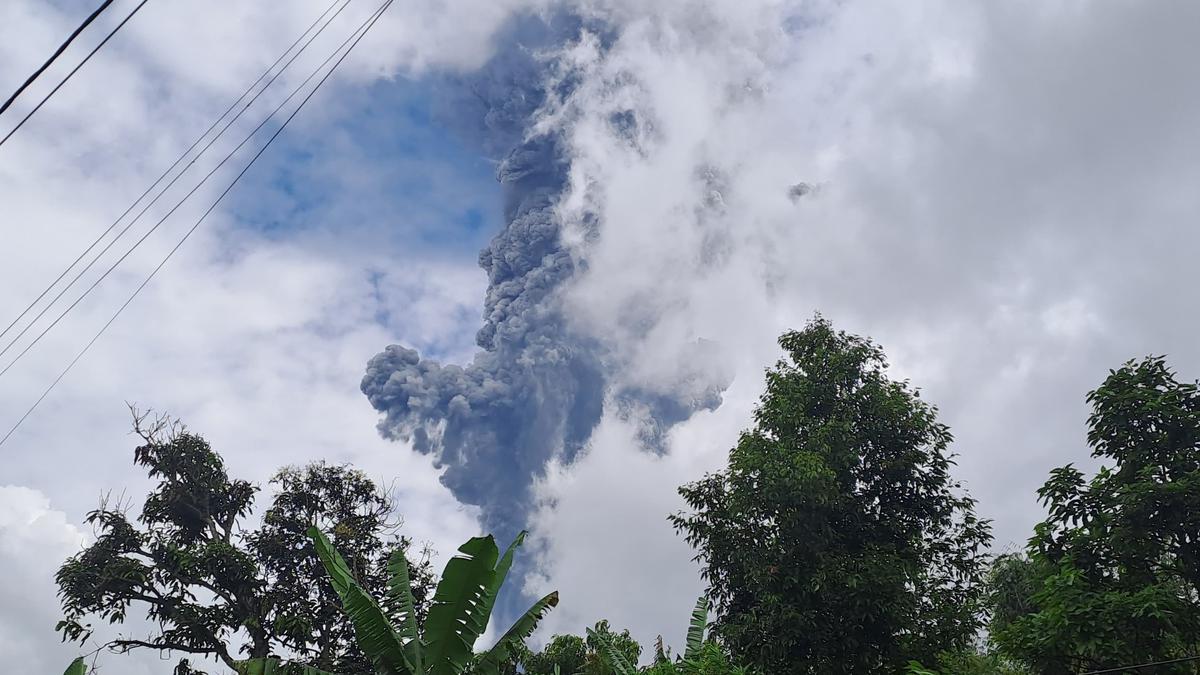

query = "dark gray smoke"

[362,14,725,544]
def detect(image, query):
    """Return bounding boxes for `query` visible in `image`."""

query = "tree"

[992,357,1200,673]
[55,411,435,673]
[517,620,642,675]
[307,526,558,675]
[639,643,748,675]
[638,597,749,675]
[671,317,992,674]
[584,598,749,675]
[986,553,1046,641]
[248,463,435,671]
[904,650,1030,675]
[900,555,1039,675]
[520,634,586,675]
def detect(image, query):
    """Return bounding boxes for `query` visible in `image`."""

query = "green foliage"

[63,657,86,675]
[986,553,1048,640]
[309,526,558,675]
[584,621,643,675]
[672,317,992,674]
[588,624,639,675]
[521,634,586,675]
[639,598,748,675]
[577,598,749,675]
[54,412,434,673]
[992,357,1200,673]
[904,650,1031,675]
[684,597,706,661]
[640,642,749,675]
[250,462,436,672]
[520,621,643,675]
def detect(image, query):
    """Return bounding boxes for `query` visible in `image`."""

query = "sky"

[2,0,1200,672]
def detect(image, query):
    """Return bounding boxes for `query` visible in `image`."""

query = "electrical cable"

[1081,654,1200,674]
[0,0,393,449]
[0,0,116,117]
[0,0,347,348]
[0,0,151,150]
[0,0,351,363]
[0,0,370,381]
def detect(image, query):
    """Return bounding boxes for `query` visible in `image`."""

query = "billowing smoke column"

[362,14,725,544]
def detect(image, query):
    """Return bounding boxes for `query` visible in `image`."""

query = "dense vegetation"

[55,318,1200,674]
[989,356,1200,673]
[672,317,991,673]
[55,412,435,673]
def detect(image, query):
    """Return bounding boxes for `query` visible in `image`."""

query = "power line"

[0,0,151,150]
[0,0,347,348]
[0,0,352,370]
[0,0,367,381]
[1081,654,1200,674]
[0,0,394,449]
[0,0,116,117]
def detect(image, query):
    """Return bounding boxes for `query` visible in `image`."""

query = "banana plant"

[586,625,639,675]
[591,596,714,675]
[308,526,558,675]
[683,596,707,661]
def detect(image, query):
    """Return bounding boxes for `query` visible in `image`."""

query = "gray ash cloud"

[362,14,726,543]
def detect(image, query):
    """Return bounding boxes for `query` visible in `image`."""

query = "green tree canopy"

[55,411,434,673]
[671,317,991,674]
[993,356,1200,673]
[520,633,587,675]
[526,602,748,675]
[520,621,641,675]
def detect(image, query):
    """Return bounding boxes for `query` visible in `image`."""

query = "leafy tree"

[585,622,642,675]
[248,463,435,671]
[903,555,1038,675]
[639,598,750,675]
[584,598,748,675]
[519,621,641,675]
[672,317,992,674]
[55,411,434,673]
[985,553,1047,641]
[904,650,1030,675]
[993,357,1200,673]
[308,526,558,675]
[639,643,748,675]
[521,634,586,675]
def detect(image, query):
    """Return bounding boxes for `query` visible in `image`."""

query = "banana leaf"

[308,526,413,675]
[587,626,638,675]
[423,536,500,675]
[684,595,708,660]
[386,547,424,672]
[469,531,527,642]
[474,590,559,674]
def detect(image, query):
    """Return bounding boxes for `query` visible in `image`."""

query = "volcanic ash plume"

[361,15,731,541]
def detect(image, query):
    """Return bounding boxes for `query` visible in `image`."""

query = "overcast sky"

[3,1,1200,672]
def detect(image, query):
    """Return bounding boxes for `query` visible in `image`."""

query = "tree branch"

[109,637,237,670]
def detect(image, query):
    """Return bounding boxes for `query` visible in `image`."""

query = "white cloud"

[527,382,762,655]
[6,0,1200,670]
[518,0,1200,653]
[0,0,507,669]
[0,486,85,670]
[0,486,165,674]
